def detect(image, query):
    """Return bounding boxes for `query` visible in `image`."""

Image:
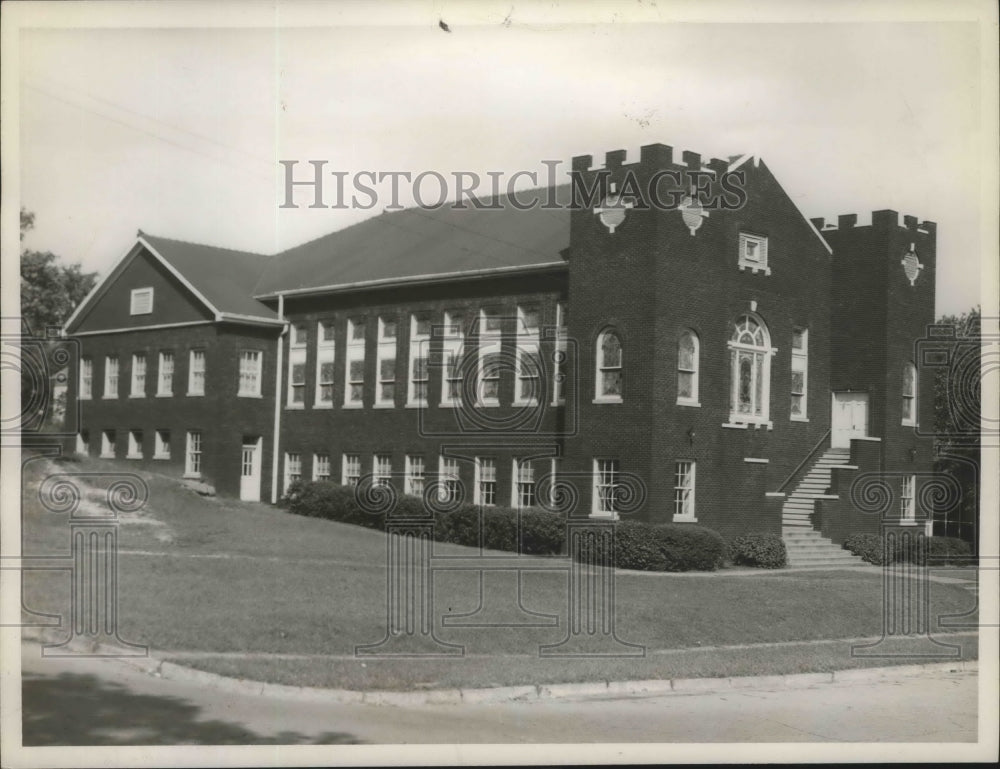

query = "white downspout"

[270,293,286,503]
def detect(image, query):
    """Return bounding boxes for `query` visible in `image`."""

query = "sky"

[11,2,994,317]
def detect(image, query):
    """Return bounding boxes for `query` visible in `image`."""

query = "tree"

[20,208,97,333]
[19,210,98,433]
[932,305,981,544]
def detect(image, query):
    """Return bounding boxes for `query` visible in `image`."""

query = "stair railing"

[775,428,831,495]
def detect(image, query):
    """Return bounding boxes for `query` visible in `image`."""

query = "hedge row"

[843,533,975,566]
[283,480,734,571]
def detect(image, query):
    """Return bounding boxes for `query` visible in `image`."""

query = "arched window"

[902,362,917,425]
[728,314,772,423]
[677,330,699,405]
[595,329,623,401]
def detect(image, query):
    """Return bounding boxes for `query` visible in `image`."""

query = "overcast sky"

[13,3,991,316]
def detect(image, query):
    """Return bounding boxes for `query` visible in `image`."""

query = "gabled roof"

[254,186,572,298]
[140,234,279,321]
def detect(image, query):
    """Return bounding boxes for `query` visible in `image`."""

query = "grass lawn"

[20,454,980,690]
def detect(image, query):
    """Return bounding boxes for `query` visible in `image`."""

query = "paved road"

[19,642,977,745]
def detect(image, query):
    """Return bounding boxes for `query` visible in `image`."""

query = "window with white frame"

[185,431,202,476]
[345,318,366,405]
[129,287,154,315]
[902,362,917,426]
[373,454,392,488]
[154,429,170,459]
[287,324,307,406]
[595,329,623,401]
[313,453,331,481]
[405,455,425,496]
[342,453,361,486]
[376,316,397,406]
[553,303,567,405]
[475,457,497,506]
[791,329,808,419]
[104,355,119,398]
[188,350,205,395]
[478,309,502,406]
[673,461,696,521]
[901,475,916,521]
[677,330,699,405]
[515,305,541,405]
[728,314,772,424]
[101,429,116,458]
[239,350,262,397]
[127,429,142,458]
[315,320,336,406]
[157,351,173,396]
[441,311,464,406]
[408,313,431,405]
[439,456,461,503]
[130,353,146,397]
[738,232,770,274]
[76,430,89,456]
[593,458,620,517]
[285,452,302,489]
[513,458,536,509]
[79,357,93,399]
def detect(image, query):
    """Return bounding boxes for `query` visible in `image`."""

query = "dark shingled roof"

[254,185,571,297]
[140,233,278,320]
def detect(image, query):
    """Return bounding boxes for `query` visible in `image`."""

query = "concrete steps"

[780,448,863,568]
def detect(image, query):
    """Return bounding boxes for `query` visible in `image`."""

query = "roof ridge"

[140,231,273,259]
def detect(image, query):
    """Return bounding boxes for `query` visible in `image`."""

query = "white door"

[240,438,262,501]
[831,393,869,448]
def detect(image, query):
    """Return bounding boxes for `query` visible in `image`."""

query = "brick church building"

[62,143,938,565]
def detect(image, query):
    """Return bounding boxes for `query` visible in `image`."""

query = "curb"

[19,627,978,708]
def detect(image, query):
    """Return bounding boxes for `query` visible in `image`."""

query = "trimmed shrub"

[519,508,566,555]
[651,524,727,571]
[925,536,975,566]
[436,504,480,548]
[729,533,787,569]
[843,533,893,565]
[574,520,726,572]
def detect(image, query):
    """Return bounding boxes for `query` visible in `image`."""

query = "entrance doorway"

[831,392,869,448]
[240,437,262,501]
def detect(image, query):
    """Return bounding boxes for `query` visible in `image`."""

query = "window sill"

[405,402,429,409]
[313,403,334,409]
[374,402,396,409]
[744,457,769,464]
[476,400,501,408]
[342,402,365,409]
[790,416,809,422]
[551,399,566,407]
[285,403,305,410]
[439,400,462,408]
[156,392,173,398]
[898,519,918,526]
[901,419,917,427]
[592,397,623,405]
[512,399,539,408]
[238,393,263,399]
[153,454,171,461]
[126,454,143,460]
[102,396,119,400]
[100,453,115,459]
[725,419,773,430]
[79,396,92,401]
[764,492,786,498]
[129,394,145,399]
[187,393,204,398]
[588,512,620,521]
[738,262,771,276]
[672,516,698,523]
[676,400,701,407]
[182,473,202,480]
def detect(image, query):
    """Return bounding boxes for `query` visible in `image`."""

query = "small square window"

[738,233,770,275]
[130,287,154,315]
